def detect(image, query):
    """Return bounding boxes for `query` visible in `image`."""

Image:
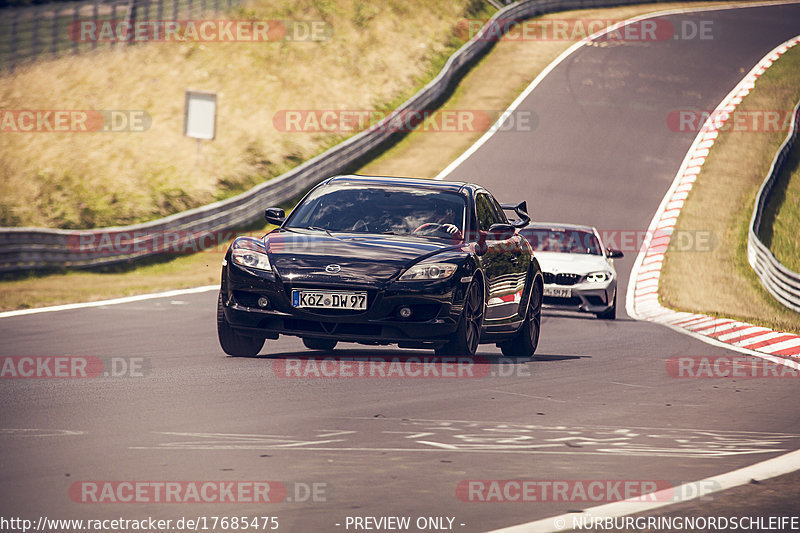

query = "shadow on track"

[542,310,636,322]
[230,347,587,365]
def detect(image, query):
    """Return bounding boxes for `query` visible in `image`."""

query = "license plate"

[544,286,572,298]
[292,290,367,310]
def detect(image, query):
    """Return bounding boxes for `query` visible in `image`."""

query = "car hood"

[534,251,613,276]
[264,229,461,284]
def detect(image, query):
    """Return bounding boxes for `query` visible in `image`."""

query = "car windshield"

[285,183,467,241]
[522,227,602,255]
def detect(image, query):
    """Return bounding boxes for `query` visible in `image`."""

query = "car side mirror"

[607,248,623,258]
[487,223,515,241]
[265,207,286,226]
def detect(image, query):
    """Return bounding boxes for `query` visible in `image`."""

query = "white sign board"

[184,91,216,140]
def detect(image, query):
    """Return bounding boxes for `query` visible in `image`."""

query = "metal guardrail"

[747,99,800,313]
[0,0,238,71]
[0,0,700,273]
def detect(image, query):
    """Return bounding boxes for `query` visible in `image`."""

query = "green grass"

[758,138,800,273]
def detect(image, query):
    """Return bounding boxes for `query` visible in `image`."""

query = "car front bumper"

[221,262,468,346]
[542,280,615,314]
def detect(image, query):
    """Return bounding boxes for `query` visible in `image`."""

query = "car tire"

[217,292,265,356]
[499,280,541,359]
[595,291,617,320]
[436,279,484,357]
[303,338,338,351]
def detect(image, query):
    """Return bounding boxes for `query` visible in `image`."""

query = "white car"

[520,223,622,319]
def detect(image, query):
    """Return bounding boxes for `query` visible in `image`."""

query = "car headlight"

[231,237,272,271]
[585,271,612,283]
[399,262,457,281]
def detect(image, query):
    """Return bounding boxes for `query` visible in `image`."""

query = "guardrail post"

[10,10,20,71]
[125,0,138,45]
[51,5,59,56]
[31,6,39,58]
[92,0,99,49]
[72,6,79,54]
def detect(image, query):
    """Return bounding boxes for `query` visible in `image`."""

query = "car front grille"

[543,272,580,285]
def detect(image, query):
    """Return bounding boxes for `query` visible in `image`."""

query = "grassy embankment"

[659,44,800,333]
[0,0,486,228]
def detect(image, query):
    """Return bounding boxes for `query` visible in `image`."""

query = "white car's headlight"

[400,262,457,281]
[231,237,272,271]
[585,271,612,283]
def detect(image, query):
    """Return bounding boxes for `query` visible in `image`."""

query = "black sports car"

[217,175,543,357]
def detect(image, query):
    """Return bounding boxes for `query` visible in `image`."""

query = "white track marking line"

[489,448,800,533]
[0,285,218,318]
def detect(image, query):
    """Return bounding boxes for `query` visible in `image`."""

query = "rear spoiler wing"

[501,201,531,229]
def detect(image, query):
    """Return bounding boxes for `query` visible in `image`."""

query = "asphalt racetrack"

[1,3,800,532]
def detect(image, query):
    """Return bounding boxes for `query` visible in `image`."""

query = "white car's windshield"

[523,227,602,255]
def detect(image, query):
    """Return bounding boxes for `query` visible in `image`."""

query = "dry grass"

[0,0,478,228]
[0,249,224,310]
[659,45,800,333]
[0,1,746,311]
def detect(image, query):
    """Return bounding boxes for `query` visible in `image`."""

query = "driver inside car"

[413,207,463,241]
